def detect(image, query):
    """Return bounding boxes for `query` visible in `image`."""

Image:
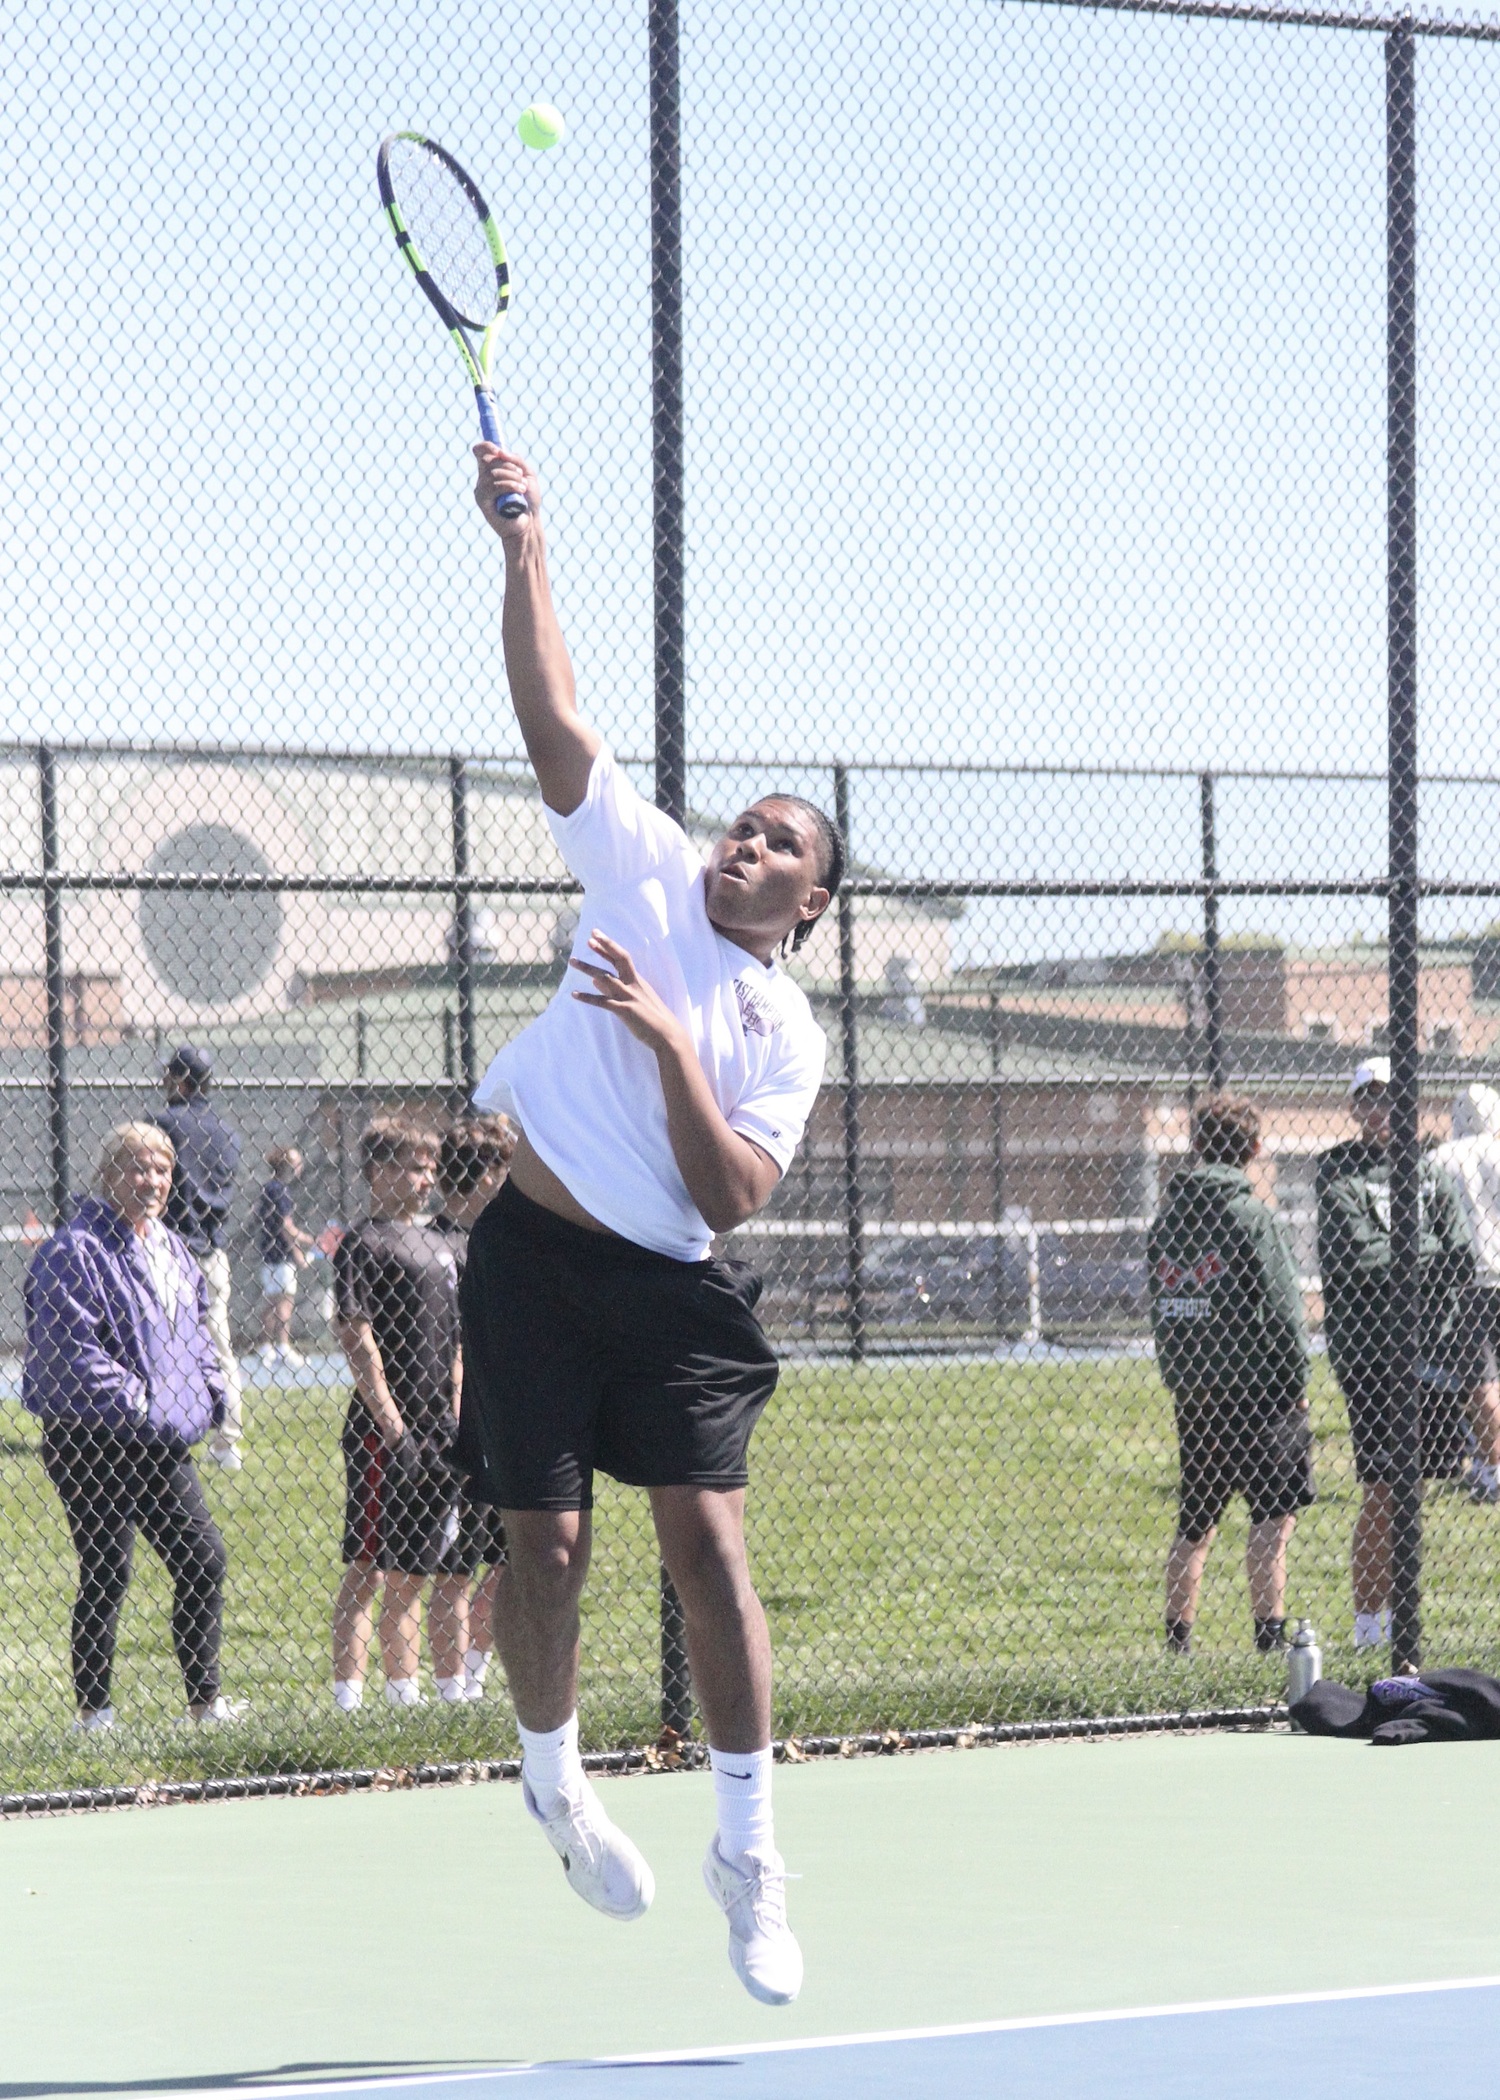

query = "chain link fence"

[5,0,1500,1791]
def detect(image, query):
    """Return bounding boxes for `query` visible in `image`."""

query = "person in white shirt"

[460,442,841,2006]
[1434,1084,1500,1504]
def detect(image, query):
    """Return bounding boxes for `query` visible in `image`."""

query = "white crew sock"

[333,1679,362,1713]
[1354,1612,1388,1650]
[464,1647,490,1697]
[709,1746,776,1867]
[518,1715,583,1816]
[435,1675,467,1704]
[385,1676,423,1708]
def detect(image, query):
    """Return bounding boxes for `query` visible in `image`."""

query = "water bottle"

[1286,1619,1322,1727]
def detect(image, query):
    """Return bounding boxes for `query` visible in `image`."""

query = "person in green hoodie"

[1149,1093,1312,1658]
[1316,1057,1480,1651]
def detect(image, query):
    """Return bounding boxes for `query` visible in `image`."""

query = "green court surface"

[4,1730,1500,2093]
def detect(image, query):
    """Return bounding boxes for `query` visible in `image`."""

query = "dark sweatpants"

[41,1422,227,1711]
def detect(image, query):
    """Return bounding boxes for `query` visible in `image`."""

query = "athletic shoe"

[1469,1472,1500,1506]
[70,1707,115,1735]
[204,1446,243,1472]
[702,1838,804,2005]
[522,1775,655,1921]
[279,1345,307,1369]
[180,1697,249,1726]
[256,1344,277,1367]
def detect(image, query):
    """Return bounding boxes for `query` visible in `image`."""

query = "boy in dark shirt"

[1316,1058,1480,1649]
[1149,1093,1312,1658]
[432,1114,516,1699]
[331,1117,465,1710]
[256,1145,315,1369]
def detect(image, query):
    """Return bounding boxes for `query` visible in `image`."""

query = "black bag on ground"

[1290,1667,1500,1745]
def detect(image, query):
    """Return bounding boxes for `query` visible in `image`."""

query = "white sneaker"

[205,1446,243,1472]
[71,1706,115,1735]
[702,1838,804,2005]
[256,1344,278,1367]
[279,1345,306,1369]
[181,1696,249,1727]
[522,1776,655,1921]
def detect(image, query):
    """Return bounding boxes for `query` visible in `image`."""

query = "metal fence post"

[835,764,867,1362]
[448,756,479,1101]
[1199,770,1225,1091]
[650,0,692,1737]
[988,988,1007,1335]
[37,743,71,1225]
[649,0,686,832]
[1386,22,1422,1675]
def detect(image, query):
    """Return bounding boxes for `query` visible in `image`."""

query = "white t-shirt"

[473,748,827,1261]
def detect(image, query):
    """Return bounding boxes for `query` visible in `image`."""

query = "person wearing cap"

[150,1047,245,1471]
[1433,1083,1500,1503]
[1316,1056,1481,1649]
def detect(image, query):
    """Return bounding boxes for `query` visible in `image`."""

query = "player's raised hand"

[569,933,683,1055]
[473,444,540,542]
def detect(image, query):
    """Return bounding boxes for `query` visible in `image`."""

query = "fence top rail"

[1025,0,1500,40]
[11,739,1500,790]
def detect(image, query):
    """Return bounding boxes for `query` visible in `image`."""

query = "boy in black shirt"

[331,1118,465,1711]
[432,1115,516,1700]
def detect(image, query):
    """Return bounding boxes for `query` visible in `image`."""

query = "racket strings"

[388,138,497,329]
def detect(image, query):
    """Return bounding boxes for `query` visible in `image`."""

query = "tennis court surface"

[5,1730,1498,2099]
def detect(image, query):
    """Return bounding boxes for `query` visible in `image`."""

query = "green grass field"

[2,1357,1499,1795]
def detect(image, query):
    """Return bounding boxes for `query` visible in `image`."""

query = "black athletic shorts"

[458,1180,780,1511]
[1173,1392,1315,1541]
[340,1420,466,1575]
[451,1495,507,1576]
[1338,1369,1470,1486]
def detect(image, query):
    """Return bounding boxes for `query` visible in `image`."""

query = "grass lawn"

[1,1358,1498,1794]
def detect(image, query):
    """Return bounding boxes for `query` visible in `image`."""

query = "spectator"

[331,1117,467,1711]
[151,1046,244,1472]
[256,1145,316,1371]
[22,1123,236,1731]
[1149,1093,1312,1658]
[1433,1084,1500,1504]
[1317,1057,1480,1649]
[433,1114,516,1701]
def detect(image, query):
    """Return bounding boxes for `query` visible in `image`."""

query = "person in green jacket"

[1316,1057,1481,1650]
[1149,1094,1312,1658]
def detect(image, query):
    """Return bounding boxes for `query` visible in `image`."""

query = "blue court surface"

[217,1981,1500,2100]
[6,1732,1500,2098]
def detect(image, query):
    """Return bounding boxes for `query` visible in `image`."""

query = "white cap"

[1349,1056,1391,1095]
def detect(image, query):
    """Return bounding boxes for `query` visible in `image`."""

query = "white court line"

[161,1972,1500,2098]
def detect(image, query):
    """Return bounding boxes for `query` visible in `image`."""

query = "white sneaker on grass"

[522,1776,655,1921]
[70,1707,115,1736]
[204,1445,243,1472]
[179,1696,249,1727]
[703,1838,804,2005]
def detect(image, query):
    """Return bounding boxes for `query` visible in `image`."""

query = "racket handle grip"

[475,390,529,519]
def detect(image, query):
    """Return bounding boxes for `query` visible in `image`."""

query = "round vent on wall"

[138,825,283,1005]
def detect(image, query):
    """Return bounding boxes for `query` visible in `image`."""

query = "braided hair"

[754,796,845,955]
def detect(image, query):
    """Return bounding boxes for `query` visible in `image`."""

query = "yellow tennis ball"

[518,102,565,150]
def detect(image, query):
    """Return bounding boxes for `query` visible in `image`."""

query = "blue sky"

[4,0,1500,960]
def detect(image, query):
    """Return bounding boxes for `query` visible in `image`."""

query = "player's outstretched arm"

[474,443,600,816]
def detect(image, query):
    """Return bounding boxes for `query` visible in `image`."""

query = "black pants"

[41,1422,227,1711]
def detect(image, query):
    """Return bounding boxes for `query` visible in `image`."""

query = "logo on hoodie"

[1155,1249,1224,1319]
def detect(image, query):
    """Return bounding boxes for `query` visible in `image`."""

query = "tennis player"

[461,444,841,2005]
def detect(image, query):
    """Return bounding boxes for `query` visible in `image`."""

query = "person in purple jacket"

[23,1122,237,1733]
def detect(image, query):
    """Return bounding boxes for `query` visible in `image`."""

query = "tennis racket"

[376,132,529,519]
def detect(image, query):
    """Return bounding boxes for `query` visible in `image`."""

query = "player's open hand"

[473,444,540,542]
[569,933,684,1055]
